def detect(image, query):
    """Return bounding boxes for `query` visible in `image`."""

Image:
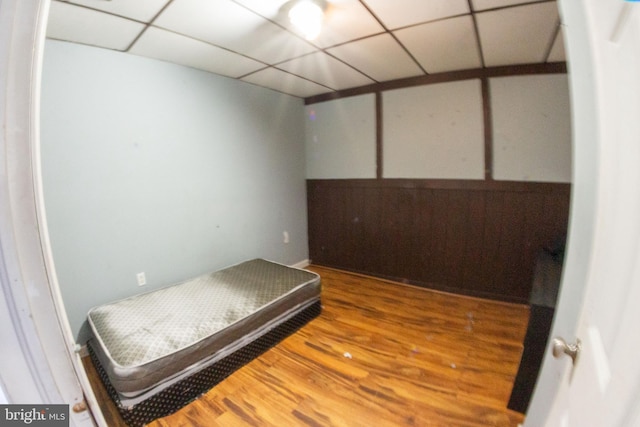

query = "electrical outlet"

[283,231,290,244]
[137,272,146,286]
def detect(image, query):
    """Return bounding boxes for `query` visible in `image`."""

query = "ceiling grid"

[47,0,565,97]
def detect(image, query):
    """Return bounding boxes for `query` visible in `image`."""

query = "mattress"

[87,259,321,406]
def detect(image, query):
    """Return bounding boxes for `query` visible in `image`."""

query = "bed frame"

[86,259,321,426]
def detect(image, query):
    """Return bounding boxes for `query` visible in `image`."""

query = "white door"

[526,1,640,426]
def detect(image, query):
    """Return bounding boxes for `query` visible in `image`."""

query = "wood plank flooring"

[82,266,530,426]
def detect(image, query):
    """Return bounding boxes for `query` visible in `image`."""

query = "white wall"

[383,79,485,179]
[491,74,572,182]
[41,40,309,341]
[305,94,376,179]
[305,75,571,183]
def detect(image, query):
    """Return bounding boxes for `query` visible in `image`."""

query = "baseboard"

[76,343,89,358]
[291,259,310,269]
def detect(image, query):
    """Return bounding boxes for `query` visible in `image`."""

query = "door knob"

[551,337,581,365]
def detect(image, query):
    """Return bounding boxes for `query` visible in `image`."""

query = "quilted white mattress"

[87,259,321,398]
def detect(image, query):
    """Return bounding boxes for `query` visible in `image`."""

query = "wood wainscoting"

[307,179,570,304]
[83,266,529,426]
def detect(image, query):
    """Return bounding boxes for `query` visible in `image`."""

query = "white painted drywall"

[491,74,572,182]
[40,40,309,341]
[382,79,485,179]
[305,94,376,179]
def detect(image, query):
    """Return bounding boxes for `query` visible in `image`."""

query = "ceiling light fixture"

[289,0,325,41]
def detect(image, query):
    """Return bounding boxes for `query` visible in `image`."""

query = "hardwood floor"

[82,266,530,426]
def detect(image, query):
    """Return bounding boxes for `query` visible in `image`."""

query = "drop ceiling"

[46,0,565,98]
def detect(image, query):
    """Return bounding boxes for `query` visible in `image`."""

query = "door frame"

[0,1,103,425]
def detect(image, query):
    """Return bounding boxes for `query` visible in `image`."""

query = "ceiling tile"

[327,34,423,82]
[46,0,563,97]
[547,26,566,62]
[234,0,385,48]
[229,0,287,18]
[47,1,146,51]
[477,2,559,67]
[241,68,331,98]
[129,27,266,78]
[394,15,482,73]
[313,1,386,48]
[363,0,469,29]
[470,0,546,11]
[154,0,317,64]
[277,51,374,90]
[61,0,171,22]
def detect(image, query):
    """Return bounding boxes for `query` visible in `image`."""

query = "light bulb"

[289,0,324,41]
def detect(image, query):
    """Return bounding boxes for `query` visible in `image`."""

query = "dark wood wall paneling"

[307,180,569,303]
[305,63,570,304]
